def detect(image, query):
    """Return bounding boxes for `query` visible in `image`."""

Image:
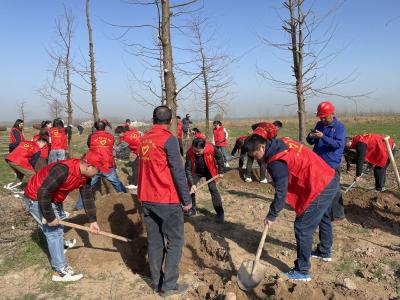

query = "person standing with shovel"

[23,150,108,282]
[244,133,338,282]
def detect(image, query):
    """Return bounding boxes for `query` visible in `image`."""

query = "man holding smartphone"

[306,101,346,223]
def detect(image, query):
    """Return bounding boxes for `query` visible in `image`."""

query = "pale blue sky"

[0,0,399,122]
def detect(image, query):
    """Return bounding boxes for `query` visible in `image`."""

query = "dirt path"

[1,167,400,299]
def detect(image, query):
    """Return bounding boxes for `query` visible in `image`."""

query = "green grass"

[0,158,16,187]
[0,235,48,276]
[335,256,355,274]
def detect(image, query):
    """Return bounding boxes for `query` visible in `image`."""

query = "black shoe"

[216,213,224,224]
[185,208,197,217]
[159,283,189,297]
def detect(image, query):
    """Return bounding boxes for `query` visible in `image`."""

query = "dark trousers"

[374,159,389,191]
[294,175,338,274]
[142,203,184,292]
[131,156,139,186]
[178,138,183,156]
[246,156,267,181]
[331,169,345,220]
[191,173,223,214]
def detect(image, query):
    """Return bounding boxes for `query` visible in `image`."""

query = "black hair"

[125,119,131,123]
[273,120,283,128]
[114,125,128,134]
[41,120,52,128]
[213,120,222,126]
[251,123,259,131]
[192,137,206,149]
[94,120,106,131]
[177,116,181,120]
[244,134,267,153]
[13,119,24,129]
[53,118,64,128]
[36,137,48,144]
[192,127,201,134]
[153,106,172,125]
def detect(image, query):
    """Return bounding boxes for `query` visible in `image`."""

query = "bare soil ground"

[1,164,400,300]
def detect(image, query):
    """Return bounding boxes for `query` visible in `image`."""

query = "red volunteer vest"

[177,121,183,139]
[254,122,278,139]
[6,141,40,171]
[351,133,394,168]
[90,131,115,168]
[186,143,218,177]
[9,127,25,143]
[236,135,248,143]
[267,138,335,216]
[213,126,227,147]
[50,127,67,150]
[32,134,49,159]
[194,132,207,140]
[120,129,141,155]
[25,159,88,203]
[138,125,180,204]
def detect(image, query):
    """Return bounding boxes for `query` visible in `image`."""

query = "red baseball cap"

[83,150,111,173]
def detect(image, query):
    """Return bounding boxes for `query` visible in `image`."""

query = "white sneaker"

[64,238,76,254]
[225,163,230,168]
[260,178,268,184]
[126,185,138,189]
[9,182,22,189]
[52,266,83,282]
[245,177,252,183]
[60,211,70,220]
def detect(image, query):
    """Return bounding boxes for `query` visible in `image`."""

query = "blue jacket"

[306,117,346,169]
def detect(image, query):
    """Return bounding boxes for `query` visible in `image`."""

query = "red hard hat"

[316,101,335,118]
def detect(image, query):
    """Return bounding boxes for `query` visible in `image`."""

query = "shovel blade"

[237,260,265,291]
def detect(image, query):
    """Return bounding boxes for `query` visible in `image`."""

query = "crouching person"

[245,134,338,281]
[185,138,225,223]
[23,150,107,282]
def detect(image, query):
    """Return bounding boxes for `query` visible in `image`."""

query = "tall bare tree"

[258,0,370,142]
[86,0,99,121]
[16,101,27,121]
[48,99,65,119]
[189,17,233,135]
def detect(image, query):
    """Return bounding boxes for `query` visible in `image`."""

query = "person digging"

[138,106,192,297]
[4,138,48,191]
[114,125,142,189]
[23,150,107,282]
[185,137,225,223]
[347,133,395,192]
[244,133,338,281]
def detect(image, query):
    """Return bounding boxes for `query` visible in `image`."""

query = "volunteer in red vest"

[115,125,142,189]
[5,138,48,190]
[48,118,68,164]
[23,150,106,282]
[191,128,206,140]
[244,134,338,281]
[244,121,282,183]
[347,133,395,192]
[177,116,184,156]
[32,120,52,162]
[212,120,232,167]
[185,138,225,222]
[138,106,192,297]
[74,120,126,210]
[9,118,25,153]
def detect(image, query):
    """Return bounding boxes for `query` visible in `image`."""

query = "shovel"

[237,223,269,291]
[190,174,221,194]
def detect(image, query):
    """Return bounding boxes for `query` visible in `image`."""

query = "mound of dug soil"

[344,189,400,235]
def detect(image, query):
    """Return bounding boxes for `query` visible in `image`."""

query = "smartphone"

[310,129,318,133]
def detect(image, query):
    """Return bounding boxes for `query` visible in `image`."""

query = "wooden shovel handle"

[255,223,269,262]
[59,220,132,243]
[384,136,400,190]
[191,174,221,194]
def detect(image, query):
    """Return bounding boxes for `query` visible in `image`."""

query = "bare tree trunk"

[200,51,210,136]
[161,0,177,135]
[288,0,306,143]
[86,0,99,121]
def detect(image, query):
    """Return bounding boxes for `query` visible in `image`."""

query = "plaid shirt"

[38,164,96,223]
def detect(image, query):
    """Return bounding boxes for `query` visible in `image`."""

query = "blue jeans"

[75,167,127,209]
[48,150,66,164]
[294,175,338,274]
[24,197,67,272]
[216,146,232,163]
